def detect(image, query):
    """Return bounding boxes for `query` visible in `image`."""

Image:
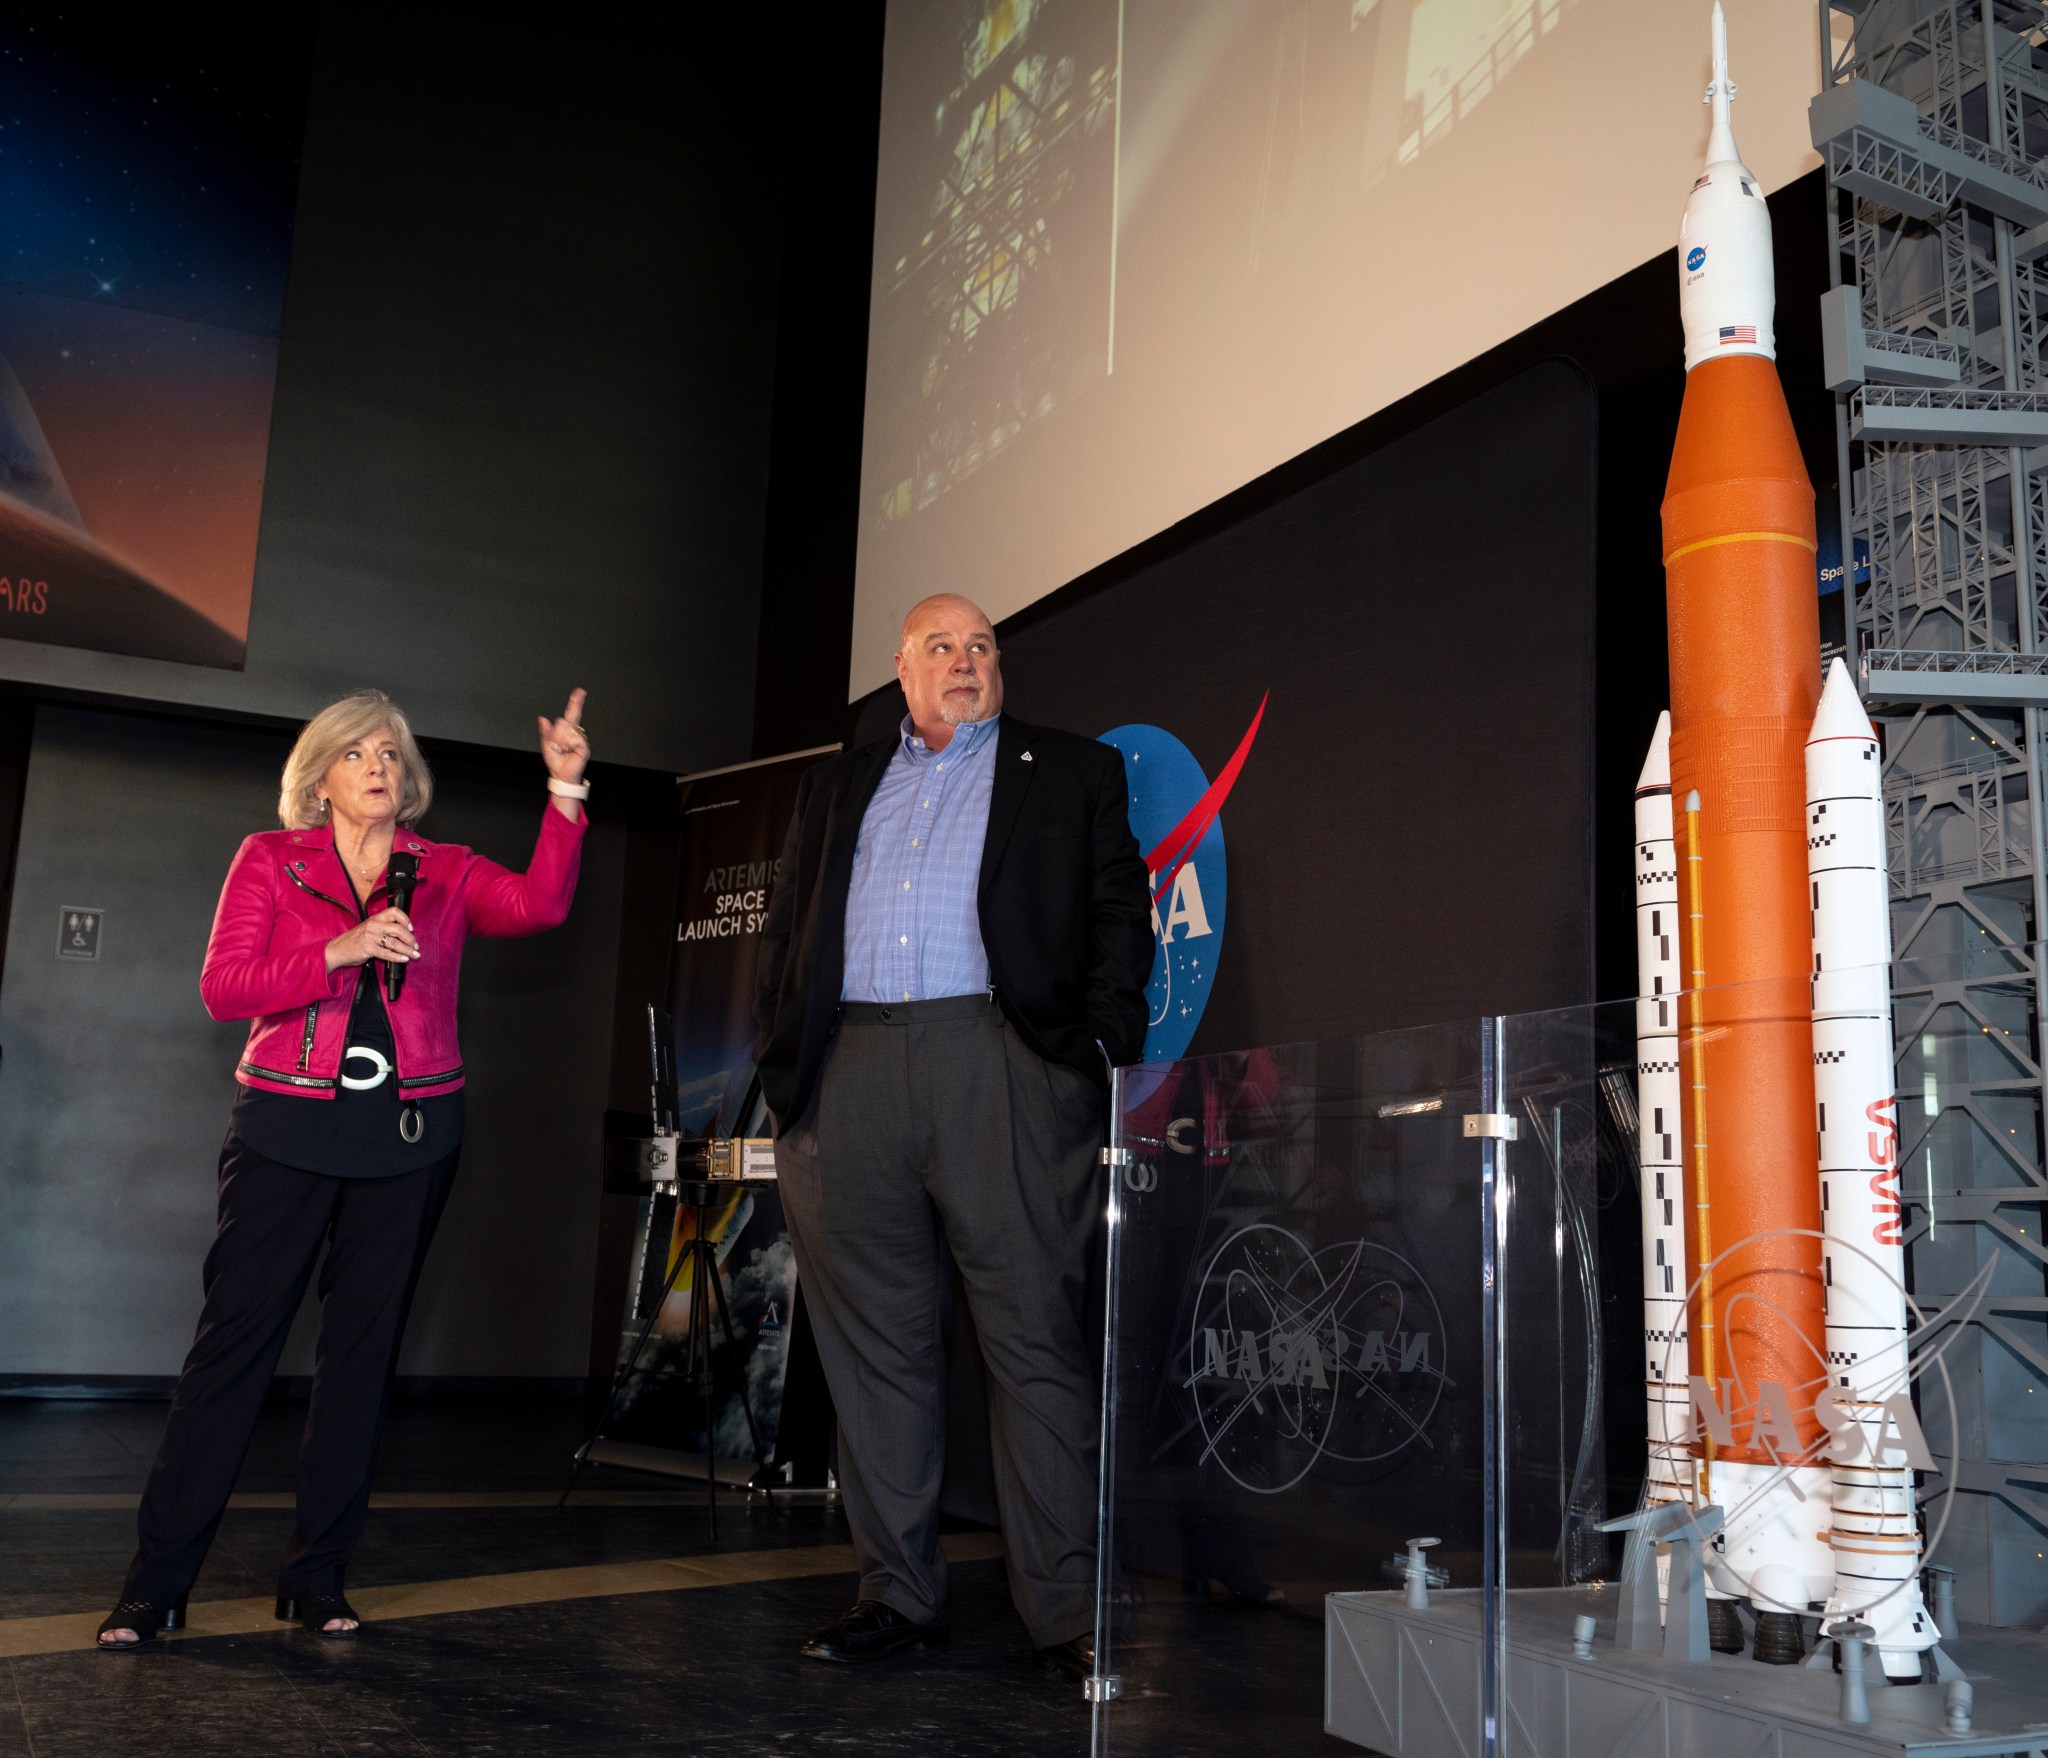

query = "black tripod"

[559,1178,773,1533]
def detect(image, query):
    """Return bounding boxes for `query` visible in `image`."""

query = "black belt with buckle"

[839,993,999,1026]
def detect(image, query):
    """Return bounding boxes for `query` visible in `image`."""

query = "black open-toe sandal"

[275,1592,360,1637]
[96,1597,186,1650]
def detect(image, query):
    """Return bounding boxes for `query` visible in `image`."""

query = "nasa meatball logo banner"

[1105,693,1266,1064]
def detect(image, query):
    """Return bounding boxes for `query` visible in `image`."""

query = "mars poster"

[0,13,314,668]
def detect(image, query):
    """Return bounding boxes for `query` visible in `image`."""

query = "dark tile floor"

[0,1399,1338,1757]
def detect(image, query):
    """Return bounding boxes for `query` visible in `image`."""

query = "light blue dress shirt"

[841,714,1000,1003]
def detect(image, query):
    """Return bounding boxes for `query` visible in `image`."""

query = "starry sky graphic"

[0,11,312,334]
[0,12,312,646]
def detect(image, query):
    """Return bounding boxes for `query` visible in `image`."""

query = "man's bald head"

[895,593,1004,749]
[898,593,994,652]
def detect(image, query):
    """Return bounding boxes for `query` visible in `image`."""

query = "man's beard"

[937,689,988,726]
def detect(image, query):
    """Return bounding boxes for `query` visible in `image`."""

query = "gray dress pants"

[773,993,1104,1647]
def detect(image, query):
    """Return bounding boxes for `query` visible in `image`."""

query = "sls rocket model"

[1633,714,1695,1540]
[1663,2,1834,1643]
[1806,658,1938,1679]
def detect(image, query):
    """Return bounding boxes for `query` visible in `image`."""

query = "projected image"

[864,0,1573,545]
[0,14,314,669]
[853,0,1818,695]
[867,0,1119,532]
[1358,0,1571,184]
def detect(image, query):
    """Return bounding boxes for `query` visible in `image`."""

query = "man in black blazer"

[755,593,1152,1677]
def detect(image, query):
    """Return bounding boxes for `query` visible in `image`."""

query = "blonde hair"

[278,690,434,829]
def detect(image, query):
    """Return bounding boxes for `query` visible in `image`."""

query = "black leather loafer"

[802,1600,948,1663]
[1038,1630,1097,1681]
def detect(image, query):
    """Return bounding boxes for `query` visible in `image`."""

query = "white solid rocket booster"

[1806,657,1938,1679]
[1633,714,1695,1545]
[1678,2,1777,372]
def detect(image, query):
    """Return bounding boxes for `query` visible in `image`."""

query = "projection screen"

[849,0,1823,695]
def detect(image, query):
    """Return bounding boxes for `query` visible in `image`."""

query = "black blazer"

[752,715,1155,1130]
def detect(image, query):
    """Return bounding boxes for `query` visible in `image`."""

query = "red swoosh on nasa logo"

[1143,692,1268,907]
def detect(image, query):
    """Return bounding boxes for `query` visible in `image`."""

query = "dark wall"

[983,362,1599,1044]
[0,9,779,777]
[0,705,623,1383]
[751,1,888,762]
[0,9,805,1384]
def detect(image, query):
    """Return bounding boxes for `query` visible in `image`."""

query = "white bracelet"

[547,777,590,800]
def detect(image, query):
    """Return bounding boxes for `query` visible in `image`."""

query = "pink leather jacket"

[201,804,586,1100]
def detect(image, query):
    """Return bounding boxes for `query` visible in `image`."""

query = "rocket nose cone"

[1635,710,1672,792]
[1808,656,1874,743]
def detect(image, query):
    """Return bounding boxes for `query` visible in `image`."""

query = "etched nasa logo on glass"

[1183,1223,1448,1496]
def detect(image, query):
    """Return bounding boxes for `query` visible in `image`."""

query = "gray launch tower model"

[1816,0,2048,1629]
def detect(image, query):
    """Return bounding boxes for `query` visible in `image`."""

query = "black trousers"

[773,995,1105,1648]
[121,1133,460,1604]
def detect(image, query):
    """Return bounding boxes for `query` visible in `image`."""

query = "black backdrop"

[856,359,1599,1048]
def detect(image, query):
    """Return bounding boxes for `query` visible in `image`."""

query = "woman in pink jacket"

[98,687,592,1648]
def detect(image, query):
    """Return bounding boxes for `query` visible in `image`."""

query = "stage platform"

[0,1396,1102,1757]
[1328,1584,2048,1758]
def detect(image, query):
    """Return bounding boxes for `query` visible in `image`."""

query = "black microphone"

[384,851,420,1002]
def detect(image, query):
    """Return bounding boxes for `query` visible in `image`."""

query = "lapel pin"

[1021,751,1033,762]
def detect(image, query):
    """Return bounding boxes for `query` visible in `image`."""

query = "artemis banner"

[605,745,833,1468]
[668,749,830,1135]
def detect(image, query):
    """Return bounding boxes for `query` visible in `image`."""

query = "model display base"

[1326,1585,2048,1758]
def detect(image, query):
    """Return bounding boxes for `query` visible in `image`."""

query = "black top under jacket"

[753,714,1155,1132]
[231,870,463,1178]
[231,968,463,1177]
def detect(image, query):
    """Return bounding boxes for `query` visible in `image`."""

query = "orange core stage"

[1662,352,1828,1469]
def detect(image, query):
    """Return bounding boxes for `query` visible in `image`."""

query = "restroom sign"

[57,907,103,961]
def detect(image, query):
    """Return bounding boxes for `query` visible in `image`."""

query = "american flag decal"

[1719,324,1757,344]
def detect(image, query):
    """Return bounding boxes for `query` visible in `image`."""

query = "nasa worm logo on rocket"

[1101,693,1267,1064]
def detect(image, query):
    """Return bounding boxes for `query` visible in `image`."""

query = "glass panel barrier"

[1088,1024,1488,1755]
[1090,936,2048,1754]
[1492,995,1651,1758]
